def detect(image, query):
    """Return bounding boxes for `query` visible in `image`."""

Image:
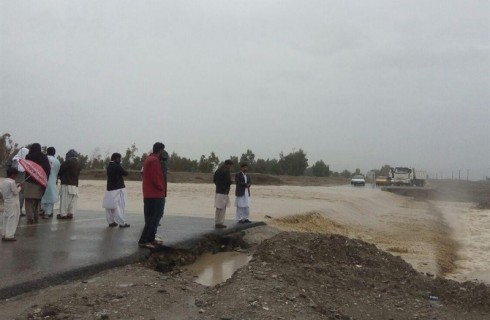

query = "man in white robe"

[9,147,28,215]
[102,153,130,227]
[41,147,61,218]
[2,168,22,241]
[57,149,81,219]
[234,163,252,223]
[213,160,233,228]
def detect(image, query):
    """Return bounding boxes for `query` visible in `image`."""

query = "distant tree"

[91,156,105,169]
[121,143,138,169]
[89,148,105,169]
[379,164,391,176]
[311,160,330,177]
[131,155,143,170]
[254,158,280,174]
[277,149,308,176]
[0,133,18,167]
[268,158,281,175]
[255,158,267,173]
[103,156,111,169]
[169,152,198,172]
[198,152,220,173]
[78,154,89,170]
[229,155,240,173]
[340,170,351,178]
[239,149,256,171]
[208,152,220,171]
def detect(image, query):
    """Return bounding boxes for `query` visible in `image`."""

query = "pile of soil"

[195,232,490,320]
[5,228,490,320]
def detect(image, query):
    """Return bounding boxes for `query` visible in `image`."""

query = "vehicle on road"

[375,176,391,186]
[351,175,366,186]
[390,167,427,187]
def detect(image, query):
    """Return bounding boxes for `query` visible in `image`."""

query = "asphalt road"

[0,210,260,299]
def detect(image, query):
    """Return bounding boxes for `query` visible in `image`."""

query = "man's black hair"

[47,147,56,156]
[153,142,165,153]
[111,153,122,161]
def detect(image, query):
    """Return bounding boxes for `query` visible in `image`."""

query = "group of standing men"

[137,142,252,249]
[213,160,252,228]
[1,144,81,241]
[3,141,250,247]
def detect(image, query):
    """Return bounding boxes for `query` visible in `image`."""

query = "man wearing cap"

[57,149,81,219]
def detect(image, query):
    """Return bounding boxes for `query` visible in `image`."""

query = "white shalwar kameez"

[2,178,21,239]
[234,175,251,222]
[59,185,78,216]
[214,193,230,225]
[102,188,128,225]
[41,155,61,216]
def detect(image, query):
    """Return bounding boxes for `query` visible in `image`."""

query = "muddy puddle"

[186,251,252,286]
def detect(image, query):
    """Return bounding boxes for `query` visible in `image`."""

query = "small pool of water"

[187,251,252,286]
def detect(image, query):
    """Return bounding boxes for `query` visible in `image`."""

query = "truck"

[390,167,427,187]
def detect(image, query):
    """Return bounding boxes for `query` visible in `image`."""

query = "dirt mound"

[3,228,490,319]
[196,232,490,320]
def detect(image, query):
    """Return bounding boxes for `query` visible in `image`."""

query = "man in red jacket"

[138,142,166,249]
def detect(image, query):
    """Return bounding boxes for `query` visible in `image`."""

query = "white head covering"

[12,147,29,172]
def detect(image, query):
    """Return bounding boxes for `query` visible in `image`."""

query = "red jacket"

[142,153,166,198]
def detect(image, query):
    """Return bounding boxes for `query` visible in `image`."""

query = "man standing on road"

[103,153,130,228]
[138,142,166,249]
[41,147,61,218]
[24,143,50,224]
[213,159,233,228]
[7,147,29,216]
[57,149,81,220]
[235,163,252,223]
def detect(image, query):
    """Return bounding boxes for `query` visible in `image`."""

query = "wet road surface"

[0,210,260,299]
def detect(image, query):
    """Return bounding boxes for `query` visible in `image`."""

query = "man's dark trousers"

[139,198,165,244]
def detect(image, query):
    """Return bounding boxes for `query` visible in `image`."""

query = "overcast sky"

[1,0,489,179]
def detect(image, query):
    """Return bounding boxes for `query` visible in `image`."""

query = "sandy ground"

[73,180,490,282]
